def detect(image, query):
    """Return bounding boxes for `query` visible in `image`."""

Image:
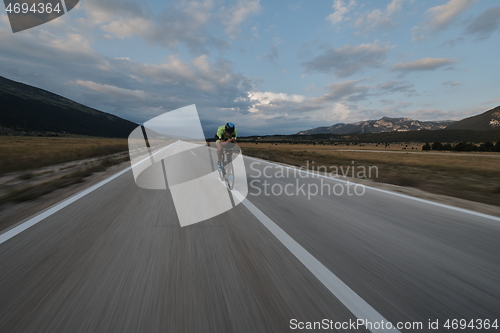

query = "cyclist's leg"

[216,140,223,162]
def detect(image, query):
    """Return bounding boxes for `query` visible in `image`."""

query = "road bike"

[218,146,236,190]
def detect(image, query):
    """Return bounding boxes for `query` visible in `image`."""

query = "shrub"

[431,142,443,150]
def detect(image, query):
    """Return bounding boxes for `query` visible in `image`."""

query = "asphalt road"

[1,142,499,333]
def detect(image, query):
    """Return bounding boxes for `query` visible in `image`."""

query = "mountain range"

[298,105,500,135]
[1,74,499,138]
[297,117,455,135]
[445,105,500,131]
[0,75,137,138]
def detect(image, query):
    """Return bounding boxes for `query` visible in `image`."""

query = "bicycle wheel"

[224,152,235,190]
[218,156,225,181]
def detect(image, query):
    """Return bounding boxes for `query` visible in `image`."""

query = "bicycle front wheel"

[225,157,235,190]
[218,160,225,181]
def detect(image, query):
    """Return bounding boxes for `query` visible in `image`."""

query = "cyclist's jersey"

[216,125,238,140]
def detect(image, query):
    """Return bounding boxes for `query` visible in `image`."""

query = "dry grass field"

[1,137,498,215]
[239,143,500,207]
[0,136,130,225]
[0,136,128,176]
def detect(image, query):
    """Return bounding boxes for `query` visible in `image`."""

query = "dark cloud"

[0,23,254,125]
[465,6,500,40]
[82,0,233,55]
[144,2,217,55]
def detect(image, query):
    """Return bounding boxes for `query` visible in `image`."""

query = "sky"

[1,0,499,136]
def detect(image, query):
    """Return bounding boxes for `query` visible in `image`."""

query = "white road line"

[231,190,399,333]
[0,143,175,245]
[245,155,500,223]
[0,167,131,245]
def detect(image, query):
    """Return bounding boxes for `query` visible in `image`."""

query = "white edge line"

[244,155,500,223]
[230,189,399,333]
[0,142,176,245]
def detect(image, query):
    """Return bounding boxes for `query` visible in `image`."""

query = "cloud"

[392,58,457,71]
[412,0,478,41]
[143,0,224,54]
[0,25,105,73]
[302,41,394,77]
[249,91,306,109]
[354,0,404,35]
[326,0,404,35]
[482,97,500,105]
[73,56,254,122]
[404,107,485,120]
[326,0,355,25]
[74,80,151,100]
[264,38,281,64]
[220,0,261,39]
[313,80,370,103]
[443,80,461,87]
[80,0,229,54]
[465,6,500,40]
[377,80,415,93]
[101,17,153,39]
[245,80,370,127]
[78,0,152,28]
[440,37,465,48]
[0,21,255,123]
[114,55,253,105]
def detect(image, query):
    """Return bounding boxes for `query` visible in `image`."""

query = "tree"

[495,141,500,152]
[422,143,431,151]
[480,142,494,151]
[442,143,452,150]
[453,142,467,151]
[453,142,477,151]
[431,142,443,150]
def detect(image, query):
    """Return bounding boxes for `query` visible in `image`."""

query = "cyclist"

[215,122,238,170]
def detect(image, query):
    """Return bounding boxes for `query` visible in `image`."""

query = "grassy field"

[1,137,499,209]
[0,136,129,175]
[239,143,500,207]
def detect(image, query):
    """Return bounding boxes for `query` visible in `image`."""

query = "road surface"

[1,142,499,332]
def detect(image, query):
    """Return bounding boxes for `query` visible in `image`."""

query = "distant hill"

[242,128,500,144]
[0,75,137,138]
[298,117,455,135]
[445,105,500,131]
